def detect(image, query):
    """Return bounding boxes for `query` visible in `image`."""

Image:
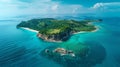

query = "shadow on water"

[114,53,120,64]
[82,41,107,67]
[40,41,106,67]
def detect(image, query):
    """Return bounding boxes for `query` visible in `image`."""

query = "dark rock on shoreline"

[37,29,72,42]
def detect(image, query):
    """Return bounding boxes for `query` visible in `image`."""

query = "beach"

[21,27,39,33]
[73,26,99,34]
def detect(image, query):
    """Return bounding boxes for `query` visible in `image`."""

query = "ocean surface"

[0,17,120,67]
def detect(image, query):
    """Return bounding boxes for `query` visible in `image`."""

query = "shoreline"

[21,26,98,34]
[20,26,99,42]
[21,27,39,33]
[91,26,99,32]
[73,26,99,34]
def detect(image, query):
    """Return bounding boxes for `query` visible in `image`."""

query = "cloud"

[0,0,57,17]
[0,0,120,18]
[50,4,84,14]
[0,0,85,17]
[51,4,58,11]
[92,2,120,10]
[90,2,120,17]
[93,3,104,9]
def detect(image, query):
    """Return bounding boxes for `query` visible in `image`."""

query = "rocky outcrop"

[37,29,72,42]
[40,42,106,67]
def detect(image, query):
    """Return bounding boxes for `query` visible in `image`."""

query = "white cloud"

[93,3,104,9]
[0,0,86,17]
[50,4,84,14]
[92,2,120,10]
[0,0,120,18]
[51,4,58,11]
[0,0,57,18]
[90,2,120,17]
[72,7,79,13]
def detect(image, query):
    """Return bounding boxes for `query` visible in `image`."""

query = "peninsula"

[17,18,101,42]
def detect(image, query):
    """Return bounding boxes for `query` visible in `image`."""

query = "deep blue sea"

[0,17,120,67]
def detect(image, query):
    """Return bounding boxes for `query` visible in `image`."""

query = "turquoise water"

[0,17,120,67]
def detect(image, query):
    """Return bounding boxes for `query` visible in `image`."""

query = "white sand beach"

[73,26,99,34]
[21,27,39,33]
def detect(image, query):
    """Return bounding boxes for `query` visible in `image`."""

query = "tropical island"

[17,18,105,67]
[17,18,101,42]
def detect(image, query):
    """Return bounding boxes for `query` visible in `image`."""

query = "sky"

[0,0,120,18]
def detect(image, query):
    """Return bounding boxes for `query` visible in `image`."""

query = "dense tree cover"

[17,18,97,35]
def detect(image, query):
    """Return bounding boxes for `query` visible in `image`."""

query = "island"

[17,18,105,67]
[40,42,106,67]
[17,18,101,42]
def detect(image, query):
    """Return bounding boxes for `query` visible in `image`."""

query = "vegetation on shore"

[17,18,101,41]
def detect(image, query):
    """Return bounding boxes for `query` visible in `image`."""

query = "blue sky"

[53,0,120,6]
[0,0,120,18]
